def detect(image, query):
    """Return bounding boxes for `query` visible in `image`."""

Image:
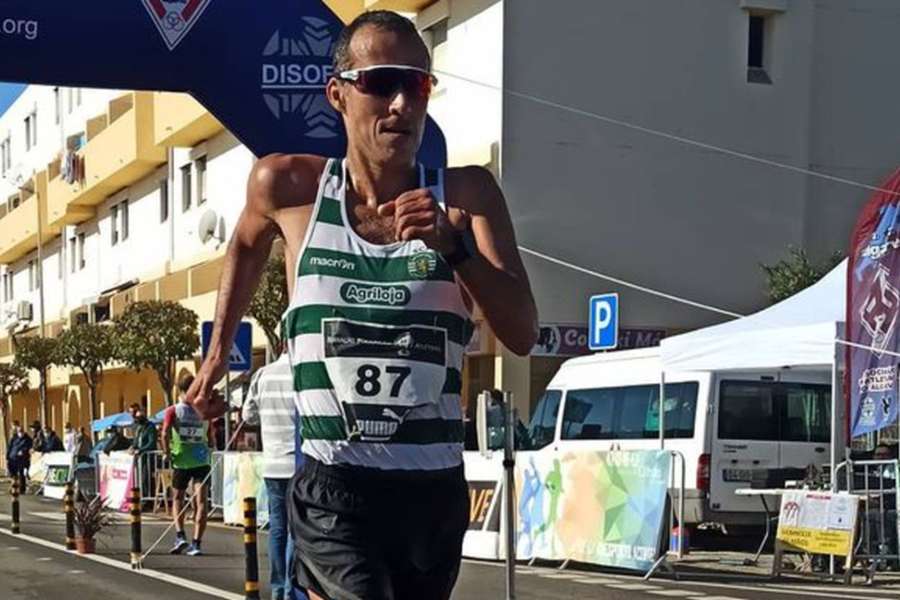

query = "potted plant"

[72,495,112,554]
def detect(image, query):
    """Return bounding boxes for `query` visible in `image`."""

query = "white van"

[525,348,831,527]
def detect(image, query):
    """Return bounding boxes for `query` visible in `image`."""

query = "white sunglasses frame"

[336,64,439,88]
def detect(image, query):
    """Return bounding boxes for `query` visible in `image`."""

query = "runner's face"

[329,26,430,166]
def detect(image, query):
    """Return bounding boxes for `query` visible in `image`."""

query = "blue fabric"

[90,412,132,432]
[266,477,304,600]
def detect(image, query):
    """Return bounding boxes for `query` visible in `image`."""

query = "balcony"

[153,92,225,148]
[323,0,365,22]
[0,171,61,264]
[46,92,167,229]
[363,0,436,12]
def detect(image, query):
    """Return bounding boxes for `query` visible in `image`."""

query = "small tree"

[247,254,289,356]
[115,300,199,406]
[13,335,58,427]
[0,362,29,466]
[56,323,117,437]
[761,247,844,304]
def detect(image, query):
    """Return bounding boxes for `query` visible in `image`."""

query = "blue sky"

[0,82,26,117]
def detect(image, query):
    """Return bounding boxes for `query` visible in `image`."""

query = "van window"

[560,383,698,440]
[718,381,830,442]
[526,390,562,450]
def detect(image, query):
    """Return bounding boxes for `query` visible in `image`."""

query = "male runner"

[187,10,538,599]
[162,374,213,557]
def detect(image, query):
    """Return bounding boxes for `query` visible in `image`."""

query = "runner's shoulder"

[444,165,503,211]
[249,153,329,212]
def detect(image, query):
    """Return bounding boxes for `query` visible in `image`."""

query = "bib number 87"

[355,364,412,397]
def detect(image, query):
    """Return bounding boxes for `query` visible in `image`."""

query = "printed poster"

[776,491,859,556]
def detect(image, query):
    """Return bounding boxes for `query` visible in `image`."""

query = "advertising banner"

[0,1,446,164]
[847,168,900,438]
[221,452,269,525]
[462,452,504,560]
[98,451,136,512]
[41,452,75,500]
[776,491,859,556]
[515,450,671,572]
[531,325,665,356]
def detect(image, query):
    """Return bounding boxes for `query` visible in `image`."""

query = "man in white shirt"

[242,354,303,600]
[63,422,77,454]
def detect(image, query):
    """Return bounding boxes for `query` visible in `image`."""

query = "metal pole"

[659,372,666,450]
[503,391,516,600]
[224,370,231,447]
[830,340,839,492]
[243,496,260,600]
[129,486,142,569]
[10,479,20,534]
[64,482,76,550]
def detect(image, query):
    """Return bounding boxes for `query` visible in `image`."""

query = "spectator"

[242,354,303,600]
[91,426,130,459]
[74,426,93,463]
[43,426,64,452]
[63,422,77,454]
[7,424,32,494]
[30,421,46,453]
[128,403,158,499]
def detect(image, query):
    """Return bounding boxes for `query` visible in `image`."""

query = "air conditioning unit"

[16,301,33,322]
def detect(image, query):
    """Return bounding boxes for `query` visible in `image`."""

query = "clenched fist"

[377,188,469,253]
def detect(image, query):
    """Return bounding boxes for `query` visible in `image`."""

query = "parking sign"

[588,294,618,351]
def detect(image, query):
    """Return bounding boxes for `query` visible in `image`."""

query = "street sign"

[588,294,618,351]
[201,321,252,372]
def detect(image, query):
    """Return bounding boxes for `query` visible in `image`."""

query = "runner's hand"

[377,188,468,254]
[186,361,227,419]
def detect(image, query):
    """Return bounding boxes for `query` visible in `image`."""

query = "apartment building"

[6,0,893,431]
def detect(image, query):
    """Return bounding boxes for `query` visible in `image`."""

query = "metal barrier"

[134,450,170,506]
[643,449,687,580]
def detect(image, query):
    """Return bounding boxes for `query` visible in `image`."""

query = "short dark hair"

[177,374,195,395]
[332,10,430,73]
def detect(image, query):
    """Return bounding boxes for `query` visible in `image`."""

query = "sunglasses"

[337,64,438,100]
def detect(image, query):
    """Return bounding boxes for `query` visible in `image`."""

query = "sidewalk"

[0,483,275,599]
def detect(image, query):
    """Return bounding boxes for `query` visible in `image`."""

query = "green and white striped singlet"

[284,158,474,471]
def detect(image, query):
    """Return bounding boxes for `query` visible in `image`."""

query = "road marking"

[0,528,243,600]
[607,583,661,591]
[28,511,66,522]
[649,591,703,597]
[538,572,588,579]
[0,513,10,521]
[698,597,744,600]
[68,570,86,574]
[36,557,52,562]
[4,546,20,550]
[572,578,620,585]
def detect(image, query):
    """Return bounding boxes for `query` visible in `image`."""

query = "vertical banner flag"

[847,168,900,438]
[0,1,446,165]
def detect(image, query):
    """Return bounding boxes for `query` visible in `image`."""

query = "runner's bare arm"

[451,167,538,355]
[187,154,316,418]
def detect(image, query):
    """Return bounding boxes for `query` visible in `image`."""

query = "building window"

[57,248,63,279]
[67,88,74,114]
[111,204,119,245]
[181,164,192,212]
[77,232,85,270]
[121,199,129,241]
[160,180,169,222]
[76,88,82,106]
[0,135,9,175]
[27,260,35,291]
[747,14,772,84]
[24,111,37,151]
[54,88,61,125]
[2,273,6,302]
[69,236,77,273]
[196,156,208,205]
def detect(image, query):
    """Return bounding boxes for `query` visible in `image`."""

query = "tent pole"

[660,371,666,450]
[830,339,838,492]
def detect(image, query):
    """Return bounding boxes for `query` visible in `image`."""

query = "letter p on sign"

[588,293,618,351]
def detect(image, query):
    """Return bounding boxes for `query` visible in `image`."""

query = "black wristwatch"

[442,229,474,267]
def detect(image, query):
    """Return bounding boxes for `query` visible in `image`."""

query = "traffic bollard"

[243,497,260,600]
[64,482,76,550]
[10,479,20,534]
[129,487,142,570]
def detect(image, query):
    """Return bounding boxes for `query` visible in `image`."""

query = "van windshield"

[526,390,562,450]
[718,380,830,442]
[560,382,698,440]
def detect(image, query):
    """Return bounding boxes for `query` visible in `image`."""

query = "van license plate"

[723,469,753,482]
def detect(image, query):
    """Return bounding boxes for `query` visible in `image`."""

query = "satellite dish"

[198,209,224,244]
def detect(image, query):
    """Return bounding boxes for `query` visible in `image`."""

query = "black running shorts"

[171,465,211,491]
[288,457,469,600]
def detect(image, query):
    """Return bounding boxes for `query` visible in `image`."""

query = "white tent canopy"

[660,259,847,372]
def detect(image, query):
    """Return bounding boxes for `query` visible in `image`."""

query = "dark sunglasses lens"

[359,69,432,99]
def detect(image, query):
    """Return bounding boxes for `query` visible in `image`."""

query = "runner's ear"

[326,77,346,114]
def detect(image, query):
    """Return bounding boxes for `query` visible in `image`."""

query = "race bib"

[322,318,447,441]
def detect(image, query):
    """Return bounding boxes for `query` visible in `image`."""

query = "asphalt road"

[2,492,900,600]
